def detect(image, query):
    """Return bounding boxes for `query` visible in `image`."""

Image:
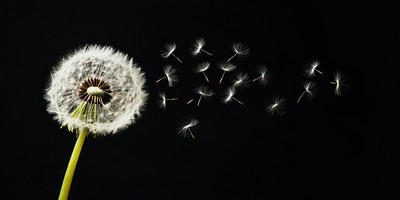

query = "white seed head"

[232,72,250,88]
[158,92,178,109]
[305,60,321,77]
[223,87,236,103]
[267,96,286,116]
[332,71,348,96]
[158,92,167,109]
[304,81,317,98]
[304,81,315,92]
[163,65,178,87]
[254,65,269,85]
[334,71,342,83]
[191,38,205,55]
[219,62,237,72]
[160,42,176,58]
[232,42,250,56]
[178,118,199,139]
[195,62,210,73]
[44,44,148,136]
[195,85,214,97]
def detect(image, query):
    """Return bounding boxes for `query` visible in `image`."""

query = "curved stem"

[315,69,323,74]
[187,99,194,104]
[59,128,89,200]
[252,76,261,82]
[297,91,306,104]
[201,49,213,56]
[188,128,196,139]
[202,72,209,82]
[219,71,226,84]
[155,76,167,83]
[172,53,183,63]
[197,95,203,106]
[232,97,245,105]
[227,53,237,62]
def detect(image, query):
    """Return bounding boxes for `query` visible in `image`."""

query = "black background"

[1,0,398,199]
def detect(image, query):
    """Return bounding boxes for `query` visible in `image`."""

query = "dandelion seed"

[330,71,347,96]
[297,81,317,103]
[252,65,269,85]
[232,72,250,89]
[223,87,244,105]
[218,62,237,84]
[187,99,194,104]
[267,96,286,116]
[158,92,179,110]
[195,85,214,106]
[44,44,148,199]
[190,37,213,56]
[155,65,178,87]
[195,62,211,82]
[305,60,323,77]
[227,42,250,62]
[160,42,183,63]
[178,118,199,139]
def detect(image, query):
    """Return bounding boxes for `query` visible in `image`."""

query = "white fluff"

[44,44,148,136]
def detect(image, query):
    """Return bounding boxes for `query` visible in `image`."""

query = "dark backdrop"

[2,0,398,199]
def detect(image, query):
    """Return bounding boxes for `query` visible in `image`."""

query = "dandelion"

[155,65,178,87]
[305,60,323,77]
[190,37,213,56]
[330,71,348,96]
[158,92,179,110]
[178,118,199,139]
[297,81,317,103]
[252,65,269,85]
[194,62,211,82]
[44,45,148,200]
[160,42,183,63]
[227,42,250,62]
[223,87,244,105]
[266,96,286,116]
[232,72,250,89]
[218,62,237,84]
[195,85,214,106]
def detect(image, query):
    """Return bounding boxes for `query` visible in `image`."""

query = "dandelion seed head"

[305,60,320,77]
[178,118,199,138]
[232,42,250,55]
[182,120,198,130]
[332,71,348,96]
[232,72,250,88]
[163,65,178,87]
[256,65,269,85]
[219,62,237,72]
[304,81,316,93]
[195,62,210,73]
[223,87,236,103]
[195,85,214,97]
[160,42,176,58]
[44,44,148,136]
[158,92,167,109]
[267,96,286,116]
[303,81,317,99]
[191,38,205,55]
[334,71,342,84]
[311,60,320,70]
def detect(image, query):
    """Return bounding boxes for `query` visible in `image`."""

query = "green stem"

[58,128,89,200]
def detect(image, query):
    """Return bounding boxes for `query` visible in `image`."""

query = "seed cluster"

[78,77,112,105]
